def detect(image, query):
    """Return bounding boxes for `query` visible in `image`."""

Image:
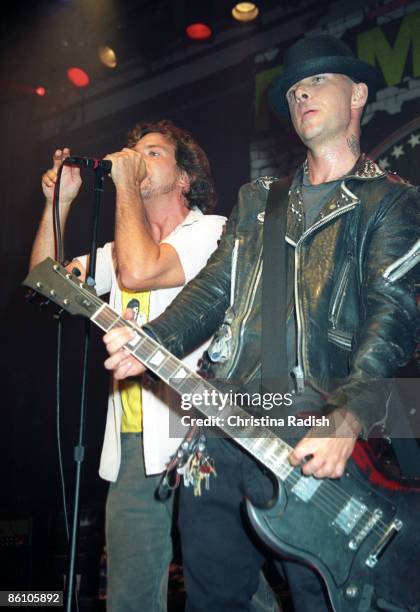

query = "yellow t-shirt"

[119,289,150,433]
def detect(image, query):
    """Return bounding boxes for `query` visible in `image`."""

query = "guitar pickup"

[365,518,402,568]
[348,509,382,551]
[333,498,367,535]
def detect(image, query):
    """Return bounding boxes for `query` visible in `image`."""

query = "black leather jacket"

[145,157,420,435]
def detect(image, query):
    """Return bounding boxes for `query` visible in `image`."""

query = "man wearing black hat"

[103,34,420,611]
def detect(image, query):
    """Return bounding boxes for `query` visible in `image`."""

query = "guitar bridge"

[365,518,402,568]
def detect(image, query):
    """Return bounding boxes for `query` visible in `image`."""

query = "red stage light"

[35,86,46,97]
[67,67,90,88]
[185,23,212,41]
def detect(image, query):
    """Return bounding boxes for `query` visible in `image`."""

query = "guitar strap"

[261,176,293,397]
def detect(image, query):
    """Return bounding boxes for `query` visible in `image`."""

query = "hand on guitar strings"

[288,408,362,479]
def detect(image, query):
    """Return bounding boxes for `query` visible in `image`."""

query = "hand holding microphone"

[102,148,147,189]
[42,147,82,206]
[42,147,146,209]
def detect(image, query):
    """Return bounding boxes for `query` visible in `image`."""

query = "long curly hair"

[127,120,216,213]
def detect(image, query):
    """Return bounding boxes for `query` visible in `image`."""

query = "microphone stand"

[65,165,108,612]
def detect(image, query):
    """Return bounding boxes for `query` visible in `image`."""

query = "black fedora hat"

[268,34,383,116]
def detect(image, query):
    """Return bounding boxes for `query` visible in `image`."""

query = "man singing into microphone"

[29,120,227,612]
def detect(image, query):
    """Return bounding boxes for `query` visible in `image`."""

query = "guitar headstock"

[23,257,100,319]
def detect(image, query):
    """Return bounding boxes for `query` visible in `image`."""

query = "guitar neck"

[22,258,294,482]
[91,302,294,481]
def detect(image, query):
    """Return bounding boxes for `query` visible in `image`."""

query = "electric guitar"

[24,258,420,612]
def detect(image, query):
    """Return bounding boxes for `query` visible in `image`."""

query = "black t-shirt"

[286,175,341,411]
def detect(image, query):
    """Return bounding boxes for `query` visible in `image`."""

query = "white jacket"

[79,209,225,478]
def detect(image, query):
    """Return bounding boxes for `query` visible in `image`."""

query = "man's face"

[286,73,354,146]
[133,132,183,200]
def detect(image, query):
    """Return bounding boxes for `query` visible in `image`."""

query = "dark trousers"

[106,433,173,612]
[179,436,332,612]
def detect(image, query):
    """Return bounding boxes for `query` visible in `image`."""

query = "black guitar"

[24,258,420,612]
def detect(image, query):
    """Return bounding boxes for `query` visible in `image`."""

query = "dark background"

[0,0,419,601]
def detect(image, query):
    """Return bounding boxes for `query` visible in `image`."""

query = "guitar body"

[246,443,420,611]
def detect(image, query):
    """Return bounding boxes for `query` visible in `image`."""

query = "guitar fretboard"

[92,302,294,481]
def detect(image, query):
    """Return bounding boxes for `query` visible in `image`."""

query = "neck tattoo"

[347,135,360,158]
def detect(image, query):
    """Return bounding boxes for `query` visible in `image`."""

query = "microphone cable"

[52,163,80,612]
[53,163,65,264]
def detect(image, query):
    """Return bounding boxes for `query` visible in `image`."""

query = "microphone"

[64,156,112,172]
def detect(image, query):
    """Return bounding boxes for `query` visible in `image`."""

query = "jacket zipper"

[294,191,359,390]
[382,238,420,283]
[329,259,351,329]
[226,246,263,377]
[230,238,240,306]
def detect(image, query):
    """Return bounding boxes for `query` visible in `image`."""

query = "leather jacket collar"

[286,155,385,245]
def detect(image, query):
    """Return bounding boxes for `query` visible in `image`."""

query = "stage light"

[185,22,212,41]
[67,67,90,88]
[35,86,46,97]
[232,2,259,22]
[98,45,117,68]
